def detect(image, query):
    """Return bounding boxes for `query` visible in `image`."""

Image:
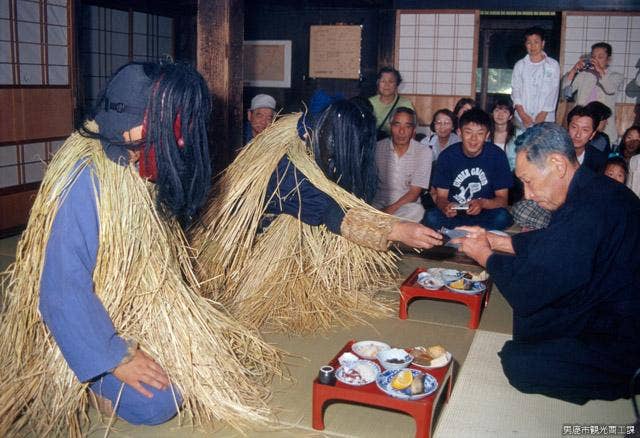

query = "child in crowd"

[604,156,628,184]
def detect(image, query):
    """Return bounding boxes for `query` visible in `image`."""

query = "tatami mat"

[434,331,635,438]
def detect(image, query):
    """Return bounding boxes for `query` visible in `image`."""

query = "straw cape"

[190,114,399,334]
[0,122,283,437]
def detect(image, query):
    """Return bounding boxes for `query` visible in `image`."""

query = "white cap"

[250,94,276,111]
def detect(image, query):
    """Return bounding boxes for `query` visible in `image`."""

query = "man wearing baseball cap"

[245,93,276,143]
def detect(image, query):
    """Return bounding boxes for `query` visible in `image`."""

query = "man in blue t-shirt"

[423,108,513,230]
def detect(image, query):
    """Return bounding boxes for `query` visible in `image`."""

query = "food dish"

[352,340,391,359]
[336,360,380,386]
[440,269,463,283]
[416,272,444,290]
[410,345,452,369]
[445,279,486,295]
[376,369,438,400]
[377,348,413,371]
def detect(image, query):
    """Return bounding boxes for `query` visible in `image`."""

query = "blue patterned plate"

[375,369,438,400]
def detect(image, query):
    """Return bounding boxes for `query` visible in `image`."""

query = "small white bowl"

[441,269,462,283]
[352,340,391,360]
[376,348,413,371]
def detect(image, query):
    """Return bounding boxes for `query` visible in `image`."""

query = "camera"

[578,55,594,72]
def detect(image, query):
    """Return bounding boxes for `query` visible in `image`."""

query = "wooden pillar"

[197,0,244,173]
[377,9,396,70]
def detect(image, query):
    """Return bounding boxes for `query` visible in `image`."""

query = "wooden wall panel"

[0,88,74,144]
[197,0,244,172]
[0,187,39,236]
[616,104,638,136]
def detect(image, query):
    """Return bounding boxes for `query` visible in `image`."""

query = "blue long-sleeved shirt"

[38,153,349,385]
[39,165,128,382]
[263,156,345,234]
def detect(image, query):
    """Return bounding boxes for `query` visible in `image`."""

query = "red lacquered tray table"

[399,267,491,329]
[312,340,453,438]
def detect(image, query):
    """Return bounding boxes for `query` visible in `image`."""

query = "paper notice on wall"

[309,25,362,79]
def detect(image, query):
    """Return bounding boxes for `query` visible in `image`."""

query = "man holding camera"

[562,42,624,143]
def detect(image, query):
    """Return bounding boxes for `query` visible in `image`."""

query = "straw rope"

[0,123,284,436]
[190,114,398,334]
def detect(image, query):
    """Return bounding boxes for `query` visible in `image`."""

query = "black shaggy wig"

[84,60,212,226]
[145,61,212,226]
[312,98,378,203]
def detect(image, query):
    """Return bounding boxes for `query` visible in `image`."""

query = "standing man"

[423,108,513,230]
[244,93,276,144]
[562,42,623,143]
[511,26,560,130]
[372,107,432,222]
[454,123,640,404]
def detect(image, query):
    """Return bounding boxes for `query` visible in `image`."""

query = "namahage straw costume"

[191,99,405,334]
[0,62,282,436]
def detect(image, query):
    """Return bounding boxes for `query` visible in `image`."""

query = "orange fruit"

[391,369,413,390]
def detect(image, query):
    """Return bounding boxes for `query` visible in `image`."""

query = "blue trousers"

[422,207,513,231]
[499,338,635,405]
[90,374,182,425]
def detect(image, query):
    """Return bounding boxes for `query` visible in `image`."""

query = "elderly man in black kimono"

[453,122,640,404]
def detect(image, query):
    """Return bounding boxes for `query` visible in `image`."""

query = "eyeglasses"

[434,120,452,126]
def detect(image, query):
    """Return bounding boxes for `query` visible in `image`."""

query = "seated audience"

[373,107,432,222]
[490,98,523,204]
[420,108,460,160]
[423,108,513,230]
[454,122,640,405]
[511,26,560,130]
[369,67,414,139]
[454,97,475,120]
[603,156,628,184]
[619,125,640,162]
[584,101,612,154]
[244,93,276,144]
[512,105,607,230]
[562,42,624,143]
[490,98,518,171]
[568,105,607,173]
